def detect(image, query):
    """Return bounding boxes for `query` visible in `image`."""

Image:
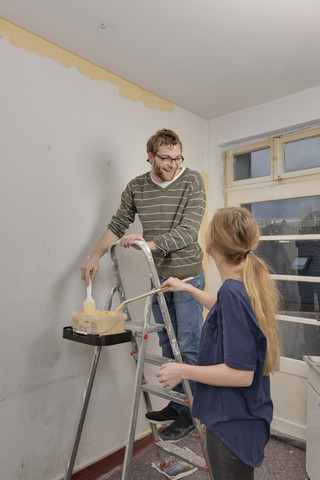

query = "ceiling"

[1,0,320,120]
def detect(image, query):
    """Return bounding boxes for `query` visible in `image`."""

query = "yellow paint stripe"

[200,171,209,317]
[0,17,174,112]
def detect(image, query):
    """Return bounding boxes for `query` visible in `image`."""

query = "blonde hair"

[209,207,280,375]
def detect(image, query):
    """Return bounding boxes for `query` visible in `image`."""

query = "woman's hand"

[156,363,185,391]
[162,276,217,310]
[161,277,189,293]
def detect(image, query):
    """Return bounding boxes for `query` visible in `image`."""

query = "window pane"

[276,279,320,317]
[278,276,320,360]
[254,242,320,316]
[256,240,319,277]
[242,196,320,235]
[234,148,270,180]
[278,322,320,360]
[242,197,320,361]
[284,136,320,172]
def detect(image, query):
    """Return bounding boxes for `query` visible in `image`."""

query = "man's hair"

[146,128,183,155]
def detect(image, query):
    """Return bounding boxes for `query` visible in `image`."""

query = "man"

[81,128,206,441]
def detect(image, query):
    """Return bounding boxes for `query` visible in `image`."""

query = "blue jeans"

[151,271,205,415]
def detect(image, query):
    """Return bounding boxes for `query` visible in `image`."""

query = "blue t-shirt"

[192,279,273,468]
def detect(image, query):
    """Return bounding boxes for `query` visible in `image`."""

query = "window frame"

[224,127,320,337]
[278,126,320,180]
[224,139,274,187]
[224,126,320,188]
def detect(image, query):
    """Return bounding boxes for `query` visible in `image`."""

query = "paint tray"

[71,310,127,336]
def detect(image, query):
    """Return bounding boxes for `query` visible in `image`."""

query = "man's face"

[148,144,182,183]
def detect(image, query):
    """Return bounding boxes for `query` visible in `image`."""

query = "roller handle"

[114,277,194,314]
[86,279,94,302]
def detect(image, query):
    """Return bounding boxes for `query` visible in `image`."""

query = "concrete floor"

[102,431,310,480]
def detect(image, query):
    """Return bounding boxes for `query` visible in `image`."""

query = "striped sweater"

[108,168,206,278]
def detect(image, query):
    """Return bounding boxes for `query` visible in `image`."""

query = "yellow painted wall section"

[0,17,174,112]
[200,171,209,315]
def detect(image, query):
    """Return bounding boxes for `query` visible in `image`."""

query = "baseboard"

[271,416,306,442]
[271,428,306,451]
[71,432,154,480]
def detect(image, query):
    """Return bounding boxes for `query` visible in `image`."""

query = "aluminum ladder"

[63,240,213,479]
[108,240,213,480]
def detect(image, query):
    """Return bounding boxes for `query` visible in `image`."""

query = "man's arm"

[81,179,138,284]
[80,229,119,285]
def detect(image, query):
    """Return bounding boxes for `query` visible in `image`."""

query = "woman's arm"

[157,362,254,390]
[162,277,217,310]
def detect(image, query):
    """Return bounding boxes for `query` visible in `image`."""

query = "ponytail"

[243,253,280,374]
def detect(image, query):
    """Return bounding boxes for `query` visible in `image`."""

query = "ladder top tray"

[63,326,132,346]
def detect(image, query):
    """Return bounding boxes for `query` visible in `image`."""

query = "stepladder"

[63,240,213,480]
[108,240,213,480]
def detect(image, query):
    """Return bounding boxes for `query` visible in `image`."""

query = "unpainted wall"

[0,19,207,480]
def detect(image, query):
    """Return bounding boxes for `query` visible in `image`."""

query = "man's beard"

[153,162,178,181]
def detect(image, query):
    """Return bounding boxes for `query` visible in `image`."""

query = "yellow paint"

[0,17,174,112]
[72,309,126,335]
[83,300,97,315]
[200,171,209,316]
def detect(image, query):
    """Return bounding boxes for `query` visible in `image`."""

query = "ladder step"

[141,382,189,406]
[132,352,176,366]
[154,440,207,470]
[125,321,165,335]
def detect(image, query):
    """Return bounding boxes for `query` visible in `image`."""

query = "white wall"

[0,21,207,480]
[208,86,320,440]
[3,15,320,480]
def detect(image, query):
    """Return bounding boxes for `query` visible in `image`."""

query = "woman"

[157,207,280,480]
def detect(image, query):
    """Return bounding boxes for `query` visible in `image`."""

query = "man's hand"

[120,234,145,249]
[120,234,159,251]
[80,229,119,285]
[80,255,100,286]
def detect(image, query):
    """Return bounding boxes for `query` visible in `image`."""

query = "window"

[225,140,273,186]
[224,127,320,361]
[234,148,270,180]
[281,131,320,174]
[225,126,320,187]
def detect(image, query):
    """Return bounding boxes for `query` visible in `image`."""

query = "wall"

[3,13,319,479]
[208,87,320,440]
[0,19,207,480]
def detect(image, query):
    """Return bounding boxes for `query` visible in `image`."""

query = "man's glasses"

[154,153,184,165]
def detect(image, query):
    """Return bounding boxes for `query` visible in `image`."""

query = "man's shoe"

[145,403,180,425]
[159,411,195,442]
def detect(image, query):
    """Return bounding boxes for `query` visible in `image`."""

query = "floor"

[101,431,310,480]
